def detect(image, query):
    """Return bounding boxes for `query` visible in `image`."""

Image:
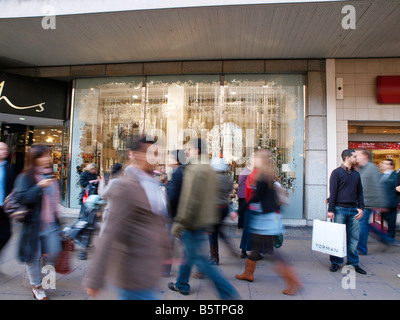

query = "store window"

[71,77,144,207]
[224,74,304,219]
[145,75,220,171]
[70,75,304,218]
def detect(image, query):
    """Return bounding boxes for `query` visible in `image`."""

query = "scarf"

[35,167,60,227]
[245,168,258,203]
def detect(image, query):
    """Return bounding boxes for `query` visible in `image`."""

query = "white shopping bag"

[311,219,347,257]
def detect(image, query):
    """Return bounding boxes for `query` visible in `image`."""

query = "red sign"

[349,142,400,150]
[377,76,400,104]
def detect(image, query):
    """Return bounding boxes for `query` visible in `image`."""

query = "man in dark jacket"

[165,150,186,219]
[327,149,366,275]
[0,142,16,252]
[374,159,399,242]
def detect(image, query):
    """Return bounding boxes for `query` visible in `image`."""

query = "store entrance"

[348,142,400,171]
[348,122,400,171]
[30,126,63,178]
[1,122,68,205]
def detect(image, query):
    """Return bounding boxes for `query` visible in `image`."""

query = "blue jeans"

[329,207,360,266]
[175,230,240,300]
[114,287,158,300]
[358,208,397,255]
[26,223,62,286]
[357,208,373,255]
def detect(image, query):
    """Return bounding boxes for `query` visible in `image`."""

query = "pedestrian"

[168,138,240,300]
[83,135,170,300]
[327,149,366,275]
[373,158,398,244]
[98,163,123,237]
[355,149,388,255]
[79,163,99,203]
[14,145,61,300]
[165,150,186,220]
[207,157,237,265]
[239,163,265,260]
[0,142,16,254]
[237,159,252,229]
[163,150,187,277]
[235,149,302,296]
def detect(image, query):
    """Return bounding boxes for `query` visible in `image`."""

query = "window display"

[70,75,304,218]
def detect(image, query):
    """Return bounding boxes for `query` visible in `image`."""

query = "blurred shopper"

[15,145,61,300]
[235,149,302,296]
[83,135,170,300]
[163,150,187,277]
[239,164,264,260]
[0,142,16,253]
[369,159,399,246]
[356,149,388,256]
[207,157,236,265]
[165,150,187,220]
[98,163,123,237]
[168,138,240,299]
[327,149,366,274]
[237,159,252,229]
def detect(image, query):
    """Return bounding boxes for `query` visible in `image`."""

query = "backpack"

[2,188,31,223]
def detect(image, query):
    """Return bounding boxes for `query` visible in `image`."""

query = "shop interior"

[348,123,400,171]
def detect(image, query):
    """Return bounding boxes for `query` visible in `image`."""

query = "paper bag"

[312,219,347,257]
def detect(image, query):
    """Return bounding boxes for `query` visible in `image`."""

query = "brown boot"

[274,261,303,295]
[235,259,257,282]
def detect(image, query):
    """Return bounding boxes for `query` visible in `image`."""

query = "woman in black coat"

[15,145,61,300]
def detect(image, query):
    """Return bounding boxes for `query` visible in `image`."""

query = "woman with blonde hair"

[235,149,302,295]
[79,163,99,202]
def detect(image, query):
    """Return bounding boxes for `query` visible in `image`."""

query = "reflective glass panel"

[224,74,304,219]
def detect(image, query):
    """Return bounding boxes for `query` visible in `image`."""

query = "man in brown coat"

[83,135,170,300]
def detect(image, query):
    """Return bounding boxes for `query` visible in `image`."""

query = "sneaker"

[167,282,189,296]
[32,284,49,300]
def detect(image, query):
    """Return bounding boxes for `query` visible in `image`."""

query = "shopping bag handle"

[326,218,333,223]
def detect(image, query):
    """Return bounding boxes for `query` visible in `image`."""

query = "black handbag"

[2,189,31,222]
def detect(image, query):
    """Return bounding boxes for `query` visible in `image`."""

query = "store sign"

[349,142,400,150]
[376,76,400,104]
[0,81,45,112]
[0,73,67,120]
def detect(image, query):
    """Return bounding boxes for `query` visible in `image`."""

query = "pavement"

[1,214,400,301]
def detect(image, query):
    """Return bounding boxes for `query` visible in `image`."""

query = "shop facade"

[3,57,400,224]
[0,59,329,224]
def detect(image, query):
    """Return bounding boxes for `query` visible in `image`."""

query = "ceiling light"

[19,117,26,121]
